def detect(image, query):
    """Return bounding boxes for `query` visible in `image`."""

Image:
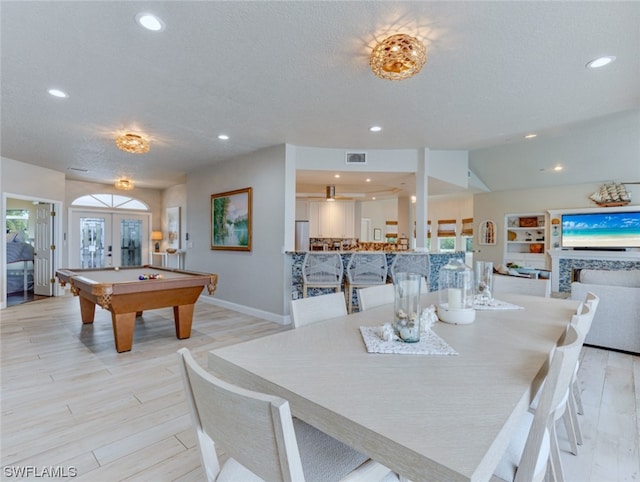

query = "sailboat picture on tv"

[561,211,640,249]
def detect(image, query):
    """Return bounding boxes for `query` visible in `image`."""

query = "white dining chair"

[493,275,551,298]
[492,324,585,482]
[290,291,347,328]
[357,283,394,311]
[301,252,344,298]
[345,253,388,313]
[571,292,600,416]
[177,348,395,482]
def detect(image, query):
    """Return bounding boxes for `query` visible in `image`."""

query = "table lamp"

[151,231,163,252]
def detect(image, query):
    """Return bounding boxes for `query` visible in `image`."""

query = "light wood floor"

[1,295,638,481]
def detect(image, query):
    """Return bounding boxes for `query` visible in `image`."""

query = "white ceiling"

[1,1,639,197]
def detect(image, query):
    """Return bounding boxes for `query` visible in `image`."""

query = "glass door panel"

[80,216,106,268]
[119,218,142,266]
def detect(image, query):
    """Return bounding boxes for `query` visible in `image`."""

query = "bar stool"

[301,252,344,298]
[345,252,388,313]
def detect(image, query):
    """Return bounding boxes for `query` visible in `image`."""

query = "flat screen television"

[561,211,640,249]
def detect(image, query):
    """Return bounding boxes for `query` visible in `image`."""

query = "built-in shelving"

[504,213,547,269]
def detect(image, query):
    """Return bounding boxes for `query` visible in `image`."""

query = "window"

[71,194,149,211]
[461,217,473,253]
[6,209,29,233]
[437,219,456,252]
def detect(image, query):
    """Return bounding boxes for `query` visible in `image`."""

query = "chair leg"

[568,391,583,445]
[572,377,584,415]
[549,424,566,482]
[561,406,579,455]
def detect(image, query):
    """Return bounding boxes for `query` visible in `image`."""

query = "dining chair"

[177,348,395,482]
[571,292,600,416]
[492,324,585,482]
[301,252,344,298]
[389,253,430,288]
[357,283,394,311]
[492,275,551,298]
[345,252,389,313]
[290,291,348,328]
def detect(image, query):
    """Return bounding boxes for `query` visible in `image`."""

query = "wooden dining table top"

[208,293,579,482]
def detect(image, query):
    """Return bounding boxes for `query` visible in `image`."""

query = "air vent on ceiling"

[346,152,367,164]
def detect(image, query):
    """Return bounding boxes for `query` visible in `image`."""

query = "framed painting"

[166,206,180,248]
[211,187,252,251]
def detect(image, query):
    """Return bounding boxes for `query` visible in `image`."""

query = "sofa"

[570,269,640,354]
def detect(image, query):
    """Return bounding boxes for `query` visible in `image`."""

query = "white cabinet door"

[308,201,355,238]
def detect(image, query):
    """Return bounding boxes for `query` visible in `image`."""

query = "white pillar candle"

[448,288,462,309]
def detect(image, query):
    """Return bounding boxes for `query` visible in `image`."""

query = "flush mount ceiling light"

[135,12,165,31]
[586,56,616,69]
[370,34,426,81]
[326,185,336,202]
[114,179,134,190]
[48,88,68,98]
[116,133,150,154]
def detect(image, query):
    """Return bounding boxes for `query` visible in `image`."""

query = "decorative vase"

[393,272,421,342]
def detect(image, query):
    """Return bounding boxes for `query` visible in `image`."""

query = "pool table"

[56,266,218,352]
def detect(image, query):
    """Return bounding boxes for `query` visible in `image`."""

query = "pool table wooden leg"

[173,304,195,339]
[79,296,96,324]
[111,312,136,352]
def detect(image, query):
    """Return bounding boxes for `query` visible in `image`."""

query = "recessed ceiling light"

[135,12,165,31]
[524,133,537,139]
[553,165,563,172]
[48,88,68,98]
[586,56,616,69]
[366,178,371,182]
[372,197,376,200]
[217,134,229,140]
[369,126,382,132]
[334,174,340,178]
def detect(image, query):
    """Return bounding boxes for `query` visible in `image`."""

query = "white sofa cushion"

[578,269,640,288]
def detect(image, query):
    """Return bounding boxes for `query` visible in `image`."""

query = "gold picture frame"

[211,187,252,251]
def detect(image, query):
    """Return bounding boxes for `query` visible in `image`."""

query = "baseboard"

[199,294,290,325]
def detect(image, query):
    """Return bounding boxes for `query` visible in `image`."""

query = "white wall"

[186,145,288,321]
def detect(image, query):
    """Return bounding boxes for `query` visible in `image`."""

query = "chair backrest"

[515,325,584,482]
[177,347,304,482]
[493,275,551,298]
[572,292,599,335]
[357,283,394,311]
[302,252,343,285]
[390,253,430,286]
[290,291,347,328]
[346,253,388,285]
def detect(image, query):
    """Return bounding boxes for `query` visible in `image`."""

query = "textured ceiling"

[1,1,639,195]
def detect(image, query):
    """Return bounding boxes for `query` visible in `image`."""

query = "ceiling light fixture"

[116,133,150,154]
[524,133,537,139]
[370,34,426,81]
[586,56,616,69]
[369,126,382,132]
[48,88,68,98]
[114,179,134,190]
[135,12,165,31]
[218,134,229,140]
[326,185,336,202]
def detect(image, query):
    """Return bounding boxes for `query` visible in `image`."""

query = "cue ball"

[114,267,119,271]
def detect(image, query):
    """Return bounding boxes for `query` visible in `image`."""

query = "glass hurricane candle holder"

[393,272,422,342]
[437,259,476,325]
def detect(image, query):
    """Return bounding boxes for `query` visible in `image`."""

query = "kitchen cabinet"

[504,213,547,269]
[309,201,355,238]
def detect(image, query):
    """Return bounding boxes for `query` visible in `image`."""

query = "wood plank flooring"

[1,294,638,481]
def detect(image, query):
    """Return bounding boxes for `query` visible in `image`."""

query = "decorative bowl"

[166,248,177,254]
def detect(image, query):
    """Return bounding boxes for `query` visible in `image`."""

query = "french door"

[69,210,150,268]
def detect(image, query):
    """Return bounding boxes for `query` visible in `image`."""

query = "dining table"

[207,292,580,482]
